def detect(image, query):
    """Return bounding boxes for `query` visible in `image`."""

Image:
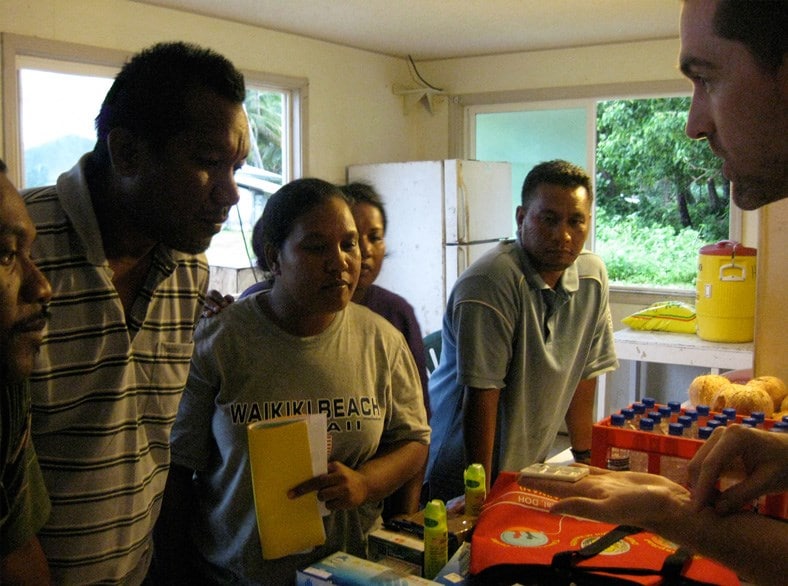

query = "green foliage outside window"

[245,89,283,174]
[594,97,728,288]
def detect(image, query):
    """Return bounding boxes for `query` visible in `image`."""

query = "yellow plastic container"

[695,240,757,342]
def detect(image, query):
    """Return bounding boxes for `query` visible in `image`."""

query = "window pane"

[473,97,728,290]
[595,97,727,288]
[475,108,587,235]
[19,68,114,188]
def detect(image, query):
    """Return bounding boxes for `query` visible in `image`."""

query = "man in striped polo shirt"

[22,42,250,584]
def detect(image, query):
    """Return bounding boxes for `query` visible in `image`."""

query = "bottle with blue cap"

[667,400,682,423]
[722,407,737,422]
[696,404,711,428]
[683,408,699,438]
[607,413,630,471]
[630,417,655,472]
[661,423,689,486]
[621,407,636,430]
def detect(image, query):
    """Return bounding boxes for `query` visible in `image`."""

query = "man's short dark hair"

[0,158,6,173]
[714,0,787,72]
[93,41,245,166]
[521,160,593,208]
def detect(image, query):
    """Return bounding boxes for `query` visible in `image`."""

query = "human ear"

[106,128,141,177]
[264,244,281,275]
[515,205,525,230]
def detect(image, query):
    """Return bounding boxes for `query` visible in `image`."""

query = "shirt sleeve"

[451,271,520,391]
[382,338,431,448]
[581,262,618,380]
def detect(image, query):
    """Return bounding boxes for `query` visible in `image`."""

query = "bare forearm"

[534,467,788,586]
[385,465,425,517]
[646,505,788,586]
[565,378,596,452]
[359,441,428,504]
[463,387,500,491]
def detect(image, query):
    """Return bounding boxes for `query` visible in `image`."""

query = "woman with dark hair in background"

[341,181,430,417]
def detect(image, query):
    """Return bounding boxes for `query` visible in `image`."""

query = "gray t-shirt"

[426,241,617,501]
[170,293,430,584]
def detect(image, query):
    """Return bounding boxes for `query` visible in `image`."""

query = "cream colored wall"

[0,0,415,183]
[428,39,684,94]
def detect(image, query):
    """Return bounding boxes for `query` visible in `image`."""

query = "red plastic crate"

[591,406,786,520]
[591,413,703,475]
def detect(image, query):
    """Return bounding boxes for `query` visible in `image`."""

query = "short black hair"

[714,0,787,72]
[93,41,245,166]
[0,158,6,173]
[341,181,387,231]
[520,160,593,208]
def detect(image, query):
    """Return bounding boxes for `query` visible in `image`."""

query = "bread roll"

[689,374,730,407]
[710,382,774,417]
[747,376,788,411]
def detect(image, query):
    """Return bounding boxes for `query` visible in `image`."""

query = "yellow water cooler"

[695,240,757,342]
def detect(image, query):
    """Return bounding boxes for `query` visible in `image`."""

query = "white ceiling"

[133,0,680,60]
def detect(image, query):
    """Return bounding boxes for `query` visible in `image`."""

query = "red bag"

[469,472,740,585]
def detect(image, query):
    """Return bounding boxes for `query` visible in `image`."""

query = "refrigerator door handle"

[457,166,469,243]
[445,237,507,246]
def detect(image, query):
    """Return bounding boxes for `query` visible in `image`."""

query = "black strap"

[660,547,692,585]
[551,525,705,585]
[551,525,643,582]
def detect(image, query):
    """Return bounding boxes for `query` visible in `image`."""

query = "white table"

[595,328,754,421]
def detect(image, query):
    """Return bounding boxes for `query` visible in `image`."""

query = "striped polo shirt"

[23,156,208,584]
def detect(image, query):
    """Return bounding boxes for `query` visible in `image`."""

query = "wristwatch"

[570,448,592,464]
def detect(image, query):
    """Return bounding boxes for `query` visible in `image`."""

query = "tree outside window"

[594,97,727,288]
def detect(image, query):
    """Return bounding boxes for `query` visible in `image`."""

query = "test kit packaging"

[367,527,425,576]
[433,542,471,585]
[295,551,434,585]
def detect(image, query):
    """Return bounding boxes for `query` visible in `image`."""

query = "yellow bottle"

[423,499,448,579]
[464,463,486,517]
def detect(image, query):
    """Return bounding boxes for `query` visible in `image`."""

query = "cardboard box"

[370,511,473,577]
[296,551,435,585]
[368,528,424,576]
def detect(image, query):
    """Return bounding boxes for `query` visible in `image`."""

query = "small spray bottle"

[423,499,448,579]
[464,463,486,518]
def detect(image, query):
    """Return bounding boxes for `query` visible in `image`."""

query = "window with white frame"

[467,91,744,291]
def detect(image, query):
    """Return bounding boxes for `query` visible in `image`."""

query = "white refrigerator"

[347,159,513,336]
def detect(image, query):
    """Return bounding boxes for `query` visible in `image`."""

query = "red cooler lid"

[699,240,757,257]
